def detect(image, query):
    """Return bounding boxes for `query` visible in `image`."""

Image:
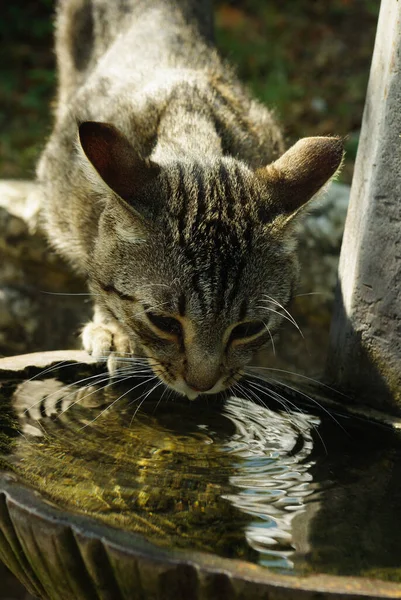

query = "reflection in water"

[2,371,401,581]
[221,398,316,570]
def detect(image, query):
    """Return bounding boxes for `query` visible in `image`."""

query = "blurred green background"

[0,0,379,182]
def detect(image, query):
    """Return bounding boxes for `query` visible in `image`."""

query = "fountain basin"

[1,351,401,600]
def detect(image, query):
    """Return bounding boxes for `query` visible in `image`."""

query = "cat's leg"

[82,305,133,373]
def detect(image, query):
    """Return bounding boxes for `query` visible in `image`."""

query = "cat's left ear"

[78,121,160,201]
[256,136,344,220]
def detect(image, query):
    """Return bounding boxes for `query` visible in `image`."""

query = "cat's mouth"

[171,378,226,400]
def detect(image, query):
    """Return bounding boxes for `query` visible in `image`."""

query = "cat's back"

[39,0,283,270]
[56,0,216,104]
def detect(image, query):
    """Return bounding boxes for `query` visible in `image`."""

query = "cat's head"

[79,122,343,398]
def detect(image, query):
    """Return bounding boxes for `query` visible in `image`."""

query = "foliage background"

[0,0,379,182]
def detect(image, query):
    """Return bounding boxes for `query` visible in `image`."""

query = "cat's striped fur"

[38,0,343,398]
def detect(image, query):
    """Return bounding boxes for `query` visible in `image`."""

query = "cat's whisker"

[261,321,276,355]
[40,291,99,296]
[24,357,134,385]
[221,387,230,403]
[260,383,328,453]
[230,382,248,410]
[22,363,155,415]
[259,293,305,339]
[246,366,350,398]
[38,373,130,419]
[90,356,155,364]
[22,369,113,414]
[231,381,254,404]
[238,381,274,415]
[237,382,263,406]
[257,303,304,339]
[249,379,328,452]
[262,293,301,328]
[262,374,346,433]
[57,376,133,416]
[229,382,243,401]
[164,386,175,403]
[245,371,346,432]
[86,355,165,372]
[79,375,157,429]
[24,360,84,384]
[90,352,146,357]
[294,292,328,298]
[85,352,148,358]
[236,381,285,421]
[129,380,163,424]
[152,382,169,414]
[246,380,301,424]
[127,376,159,408]
[246,378,304,416]
[245,379,318,437]
[57,369,155,416]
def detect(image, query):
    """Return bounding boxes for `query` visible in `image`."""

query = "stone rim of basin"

[1,349,401,599]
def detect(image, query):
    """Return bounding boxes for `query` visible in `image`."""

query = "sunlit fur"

[38,0,343,399]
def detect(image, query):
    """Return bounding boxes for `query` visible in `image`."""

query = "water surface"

[1,366,401,581]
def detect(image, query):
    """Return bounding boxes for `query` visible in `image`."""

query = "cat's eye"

[229,320,265,344]
[146,312,182,337]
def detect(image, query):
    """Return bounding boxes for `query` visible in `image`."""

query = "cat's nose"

[185,380,214,393]
[184,351,221,393]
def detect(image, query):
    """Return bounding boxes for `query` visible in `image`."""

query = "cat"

[37,0,343,399]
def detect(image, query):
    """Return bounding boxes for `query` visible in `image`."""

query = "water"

[1,365,401,582]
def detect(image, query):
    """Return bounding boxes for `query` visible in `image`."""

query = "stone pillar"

[327,0,401,413]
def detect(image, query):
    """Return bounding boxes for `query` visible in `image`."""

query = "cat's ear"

[78,121,160,200]
[257,137,344,219]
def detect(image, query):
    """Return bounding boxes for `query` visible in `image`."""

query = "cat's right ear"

[78,121,160,201]
[256,136,344,222]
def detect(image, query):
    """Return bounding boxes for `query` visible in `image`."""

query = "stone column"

[327,0,401,413]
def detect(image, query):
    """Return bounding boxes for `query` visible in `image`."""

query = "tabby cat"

[38,0,343,399]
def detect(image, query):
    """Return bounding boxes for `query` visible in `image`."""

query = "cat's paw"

[81,320,132,374]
